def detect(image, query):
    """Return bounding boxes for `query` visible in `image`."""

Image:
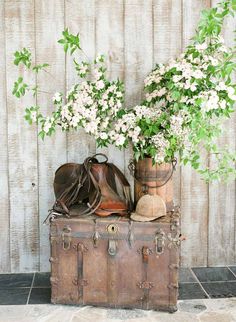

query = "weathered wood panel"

[208,1,236,265]
[1,0,236,272]
[5,0,39,272]
[153,0,182,208]
[180,0,210,267]
[66,0,96,163]
[35,0,67,271]
[95,0,125,170]
[0,2,10,272]
[124,0,153,195]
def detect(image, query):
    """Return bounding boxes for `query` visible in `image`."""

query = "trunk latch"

[107,224,118,256]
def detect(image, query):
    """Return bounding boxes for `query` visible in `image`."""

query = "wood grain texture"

[0,2,10,272]
[95,0,125,171]
[5,0,39,272]
[35,0,67,271]
[208,1,236,265]
[66,0,96,163]
[1,0,236,272]
[180,0,210,267]
[124,0,153,196]
[153,0,182,208]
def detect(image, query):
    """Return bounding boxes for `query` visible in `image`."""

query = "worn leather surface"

[52,154,133,217]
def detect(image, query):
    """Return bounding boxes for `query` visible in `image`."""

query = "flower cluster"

[109,32,236,179]
[13,2,236,182]
[28,54,125,144]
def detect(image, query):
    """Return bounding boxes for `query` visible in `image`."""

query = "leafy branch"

[58,28,81,54]
[12,77,29,98]
[14,48,31,68]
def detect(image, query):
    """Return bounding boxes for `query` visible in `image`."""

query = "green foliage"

[24,106,42,125]
[32,63,49,73]
[12,77,28,98]
[14,48,31,68]
[58,28,81,54]
[11,4,236,181]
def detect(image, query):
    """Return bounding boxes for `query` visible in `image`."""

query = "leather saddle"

[45,154,133,222]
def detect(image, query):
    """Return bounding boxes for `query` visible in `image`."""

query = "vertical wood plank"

[5,0,39,272]
[95,0,125,170]
[153,0,182,207]
[66,0,96,163]
[35,0,67,271]
[0,2,10,272]
[181,0,210,267]
[124,0,153,192]
[208,2,236,266]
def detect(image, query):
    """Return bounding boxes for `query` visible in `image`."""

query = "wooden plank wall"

[1,0,235,272]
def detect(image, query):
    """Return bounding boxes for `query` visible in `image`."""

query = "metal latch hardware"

[108,239,117,256]
[62,225,72,250]
[107,224,119,234]
[155,229,166,254]
[169,264,179,269]
[168,283,179,289]
[167,233,186,249]
[72,278,88,287]
[107,224,118,256]
[137,281,154,290]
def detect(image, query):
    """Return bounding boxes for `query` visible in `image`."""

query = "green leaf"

[13,48,31,68]
[12,77,29,98]
[32,63,49,73]
[58,28,81,55]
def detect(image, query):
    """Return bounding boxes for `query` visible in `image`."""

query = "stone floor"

[0,299,236,322]
[0,267,236,321]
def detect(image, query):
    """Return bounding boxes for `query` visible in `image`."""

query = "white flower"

[216,82,227,91]
[43,117,53,133]
[52,92,62,103]
[116,91,123,98]
[190,83,197,92]
[227,87,236,100]
[192,70,204,79]
[157,88,167,96]
[100,132,108,140]
[31,111,37,123]
[95,53,104,63]
[96,80,105,90]
[219,100,226,109]
[94,68,103,80]
[209,57,218,66]
[195,42,208,51]
[115,134,126,146]
[173,75,182,83]
[218,45,228,53]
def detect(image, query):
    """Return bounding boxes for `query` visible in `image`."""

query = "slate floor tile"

[178,283,208,300]
[179,268,197,283]
[0,273,34,288]
[229,266,236,276]
[33,272,50,288]
[201,281,236,298]
[192,267,236,282]
[28,288,51,304]
[0,288,30,305]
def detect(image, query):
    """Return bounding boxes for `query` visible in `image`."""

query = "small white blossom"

[195,42,208,51]
[227,87,236,100]
[31,111,37,123]
[96,80,105,90]
[52,92,62,103]
[100,132,108,140]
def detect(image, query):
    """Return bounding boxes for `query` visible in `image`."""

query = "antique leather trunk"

[50,208,180,312]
